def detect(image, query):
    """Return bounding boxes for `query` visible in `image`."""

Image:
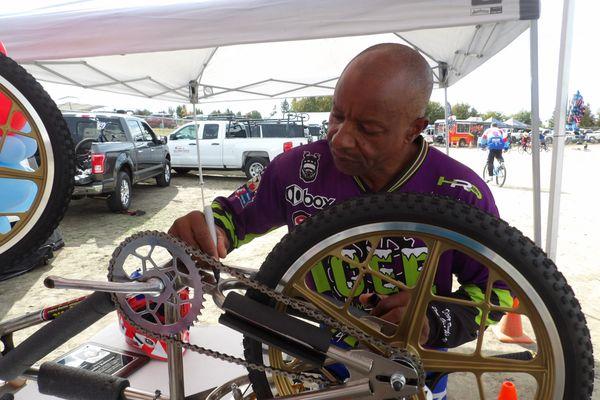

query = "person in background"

[480,122,507,181]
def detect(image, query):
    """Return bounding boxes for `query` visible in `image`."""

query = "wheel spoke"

[0,166,44,181]
[399,239,445,346]
[420,349,546,374]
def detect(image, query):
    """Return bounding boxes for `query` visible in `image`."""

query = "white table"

[14,323,247,399]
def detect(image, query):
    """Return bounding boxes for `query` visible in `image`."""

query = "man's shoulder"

[418,147,497,214]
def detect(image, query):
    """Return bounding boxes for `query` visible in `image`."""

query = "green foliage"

[175,105,188,118]
[290,96,333,112]
[482,111,507,122]
[425,101,445,123]
[280,99,290,116]
[579,103,596,127]
[134,109,152,116]
[245,110,262,119]
[451,103,479,119]
[210,110,222,115]
[511,110,532,125]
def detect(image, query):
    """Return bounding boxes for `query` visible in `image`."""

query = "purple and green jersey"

[212,138,512,347]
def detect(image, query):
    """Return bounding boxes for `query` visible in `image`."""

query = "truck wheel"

[173,168,191,175]
[107,171,132,212]
[244,157,267,179]
[0,53,75,275]
[156,160,171,187]
[458,138,467,147]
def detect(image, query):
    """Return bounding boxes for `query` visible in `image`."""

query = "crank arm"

[44,275,165,296]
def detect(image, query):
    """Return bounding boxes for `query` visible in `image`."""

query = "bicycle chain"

[109,231,425,388]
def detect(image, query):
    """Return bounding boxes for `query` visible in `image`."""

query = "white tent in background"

[504,117,530,129]
[0,0,574,258]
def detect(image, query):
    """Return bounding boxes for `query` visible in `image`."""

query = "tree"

[134,108,152,116]
[175,105,188,118]
[451,103,478,119]
[167,106,175,116]
[210,110,222,115]
[425,101,445,123]
[290,96,333,112]
[245,110,262,119]
[280,99,290,116]
[511,110,532,125]
[482,111,507,122]
[579,103,596,127]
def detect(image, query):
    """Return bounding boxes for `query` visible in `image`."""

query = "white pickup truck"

[167,120,309,178]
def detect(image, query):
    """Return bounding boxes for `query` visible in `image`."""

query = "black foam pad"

[0,292,114,380]
[38,362,129,400]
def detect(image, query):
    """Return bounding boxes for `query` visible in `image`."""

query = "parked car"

[587,130,600,143]
[167,120,309,178]
[145,113,177,129]
[62,112,171,211]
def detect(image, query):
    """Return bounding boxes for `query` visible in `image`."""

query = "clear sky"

[38,1,598,124]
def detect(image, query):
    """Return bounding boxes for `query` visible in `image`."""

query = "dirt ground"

[1,144,599,399]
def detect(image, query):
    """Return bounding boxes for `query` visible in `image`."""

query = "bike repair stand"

[166,303,185,400]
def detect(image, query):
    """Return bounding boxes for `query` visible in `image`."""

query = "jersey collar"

[353,136,429,193]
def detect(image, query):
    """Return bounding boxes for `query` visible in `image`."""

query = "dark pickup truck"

[63,112,171,211]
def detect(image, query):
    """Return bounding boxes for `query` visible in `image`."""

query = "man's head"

[327,43,433,189]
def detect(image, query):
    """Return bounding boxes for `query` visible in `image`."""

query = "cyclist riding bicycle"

[480,122,507,182]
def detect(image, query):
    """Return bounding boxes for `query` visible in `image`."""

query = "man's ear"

[406,117,429,143]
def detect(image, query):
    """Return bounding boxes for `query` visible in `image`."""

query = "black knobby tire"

[0,54,75,273]
[242,193,593,399]
[107,171,132,211]
[156,160,171,187]
[173,167,191,175]
[244,157,268,179]
[458,138,466,147]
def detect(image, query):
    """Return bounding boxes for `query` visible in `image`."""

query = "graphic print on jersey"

[308,237,429,302]
[234,175,261,207]
[436,176,483,200]
[285,184,335,210]
[300,151,321,183]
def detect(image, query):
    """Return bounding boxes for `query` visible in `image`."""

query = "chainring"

[107,231,205,336]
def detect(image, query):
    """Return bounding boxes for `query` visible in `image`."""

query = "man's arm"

[169,156,287,257]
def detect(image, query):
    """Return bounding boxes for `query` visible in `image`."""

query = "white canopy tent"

[0,0,572,259]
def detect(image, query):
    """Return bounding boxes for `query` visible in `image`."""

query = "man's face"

[326,66,421,178]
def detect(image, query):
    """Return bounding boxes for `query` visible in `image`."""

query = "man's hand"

[168,211,229,259]
[359,292,430,345]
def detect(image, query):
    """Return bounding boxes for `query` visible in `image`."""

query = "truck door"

[168,124,198,166]
[127,119,154,179]
[198,123,222,167]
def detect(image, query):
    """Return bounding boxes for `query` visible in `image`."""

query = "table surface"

[14,323,247,399]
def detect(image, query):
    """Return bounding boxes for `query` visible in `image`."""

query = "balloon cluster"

[567,90,586,132]
[0,91,39,234]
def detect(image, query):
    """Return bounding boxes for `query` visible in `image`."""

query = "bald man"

[169,43,510,372]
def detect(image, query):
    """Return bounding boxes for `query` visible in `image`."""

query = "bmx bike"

[0,39,593,400]
[482,160,506,187]
[0,193,594,400]
[0,44,75,277]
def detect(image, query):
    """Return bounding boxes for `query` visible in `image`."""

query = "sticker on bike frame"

[436,176,483,200]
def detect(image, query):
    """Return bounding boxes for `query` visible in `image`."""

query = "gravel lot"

[1,144,599,398]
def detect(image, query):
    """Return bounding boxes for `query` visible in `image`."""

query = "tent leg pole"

[530,20,542,247]
[546,0,575,259]
[444,86,449,155]
[192,103,206,205]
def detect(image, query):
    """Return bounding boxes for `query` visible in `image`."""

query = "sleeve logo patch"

[285,184,335,210]
[300,151,321,183]
[437,176,483,200]
[234,175,261,208]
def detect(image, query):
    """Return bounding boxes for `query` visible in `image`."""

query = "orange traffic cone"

[493,298,534,344]
[497,380,518,400]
